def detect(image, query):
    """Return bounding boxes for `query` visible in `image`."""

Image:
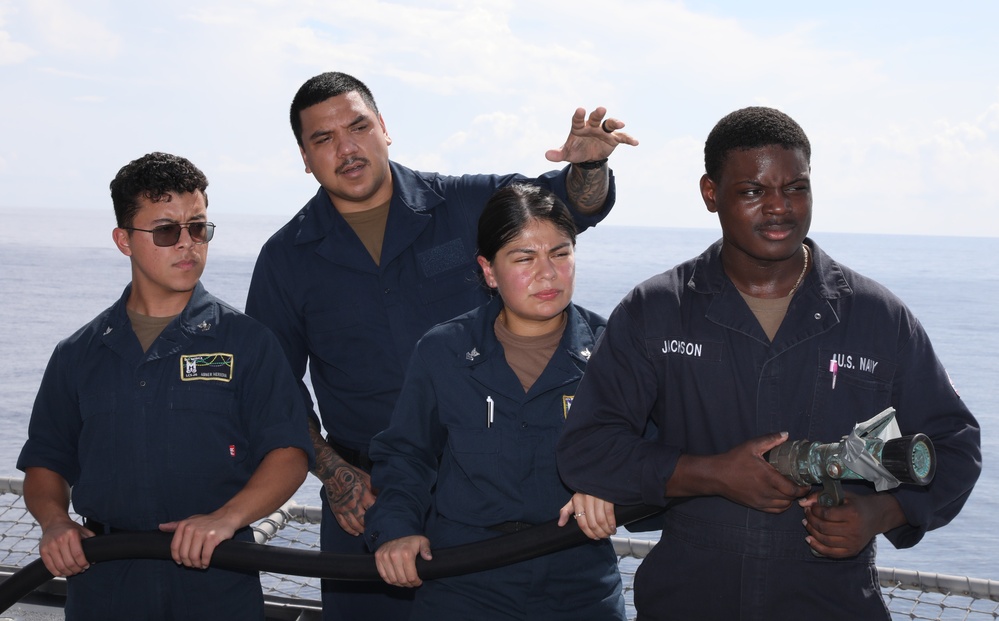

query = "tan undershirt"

[494,312,567,392]
[127,308,177,352]
[340,200,390,266]
[738,291,792,342]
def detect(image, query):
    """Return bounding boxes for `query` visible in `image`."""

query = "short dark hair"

[477,184,577,265]
[290,72,380,147]
[109,152,209,228]
[704,106,811,181]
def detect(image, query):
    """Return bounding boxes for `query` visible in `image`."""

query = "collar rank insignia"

[103,326,113,336]
[562,395,574,418]
[197,321,212,332]
[181,353,234,382]
[580,348,591,360]
[466,347,480,361]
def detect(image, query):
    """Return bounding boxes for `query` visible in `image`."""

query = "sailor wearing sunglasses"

[17,152,314,621]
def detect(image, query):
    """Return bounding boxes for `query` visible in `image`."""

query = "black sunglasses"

[123,222,216,247]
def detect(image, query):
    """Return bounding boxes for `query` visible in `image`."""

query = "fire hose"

[1,409,937,610]
[0,503,664,613]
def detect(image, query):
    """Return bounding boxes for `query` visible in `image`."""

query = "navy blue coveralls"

[18,282,315,621]
[556,239,982,621]
[245,161,614,619]
[365,298,624,621]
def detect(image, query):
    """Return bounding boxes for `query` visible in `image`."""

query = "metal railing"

[3,476,997,620]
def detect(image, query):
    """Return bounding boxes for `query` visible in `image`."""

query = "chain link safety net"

[3,477,997,620]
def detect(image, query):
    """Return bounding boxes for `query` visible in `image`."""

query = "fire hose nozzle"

[767,432,935,506]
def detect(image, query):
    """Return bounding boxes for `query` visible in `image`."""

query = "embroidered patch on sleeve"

[562,395,574,419]
[180,353,234,382]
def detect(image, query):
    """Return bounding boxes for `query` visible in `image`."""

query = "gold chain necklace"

[788,244,810,297]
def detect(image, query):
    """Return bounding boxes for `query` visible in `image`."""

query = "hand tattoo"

[328,461,370,517]
[308,419,370,519]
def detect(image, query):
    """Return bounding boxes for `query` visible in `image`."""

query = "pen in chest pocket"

[486,395,494,427]
[829,359,839,389]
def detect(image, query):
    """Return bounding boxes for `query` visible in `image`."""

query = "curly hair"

[290,72,380,147]
[704,107,811,181]
[109,152,208,228]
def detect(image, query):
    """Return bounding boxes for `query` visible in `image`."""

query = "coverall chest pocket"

[166,386,244,476]
[305,302,364,351]
[417,264,479,302]
[439,427,512,519]
[416,264,481,320]
[305,306,378,387]
[812,349,895,438]
[447,427,501,456]
[77,392,116,483]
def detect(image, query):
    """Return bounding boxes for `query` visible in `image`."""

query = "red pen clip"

[829,359,839,390]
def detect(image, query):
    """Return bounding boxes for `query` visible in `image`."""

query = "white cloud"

[0,1,33,64]
[981,101,999,132]
[24,0,119,60]
[0,28,32,64]
[1,0,997,236]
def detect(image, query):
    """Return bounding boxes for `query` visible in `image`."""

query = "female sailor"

[364,183,624,620]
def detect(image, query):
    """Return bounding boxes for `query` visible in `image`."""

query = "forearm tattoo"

[309,420,338,481]
[567,164,610,214]
[309,420,369,514]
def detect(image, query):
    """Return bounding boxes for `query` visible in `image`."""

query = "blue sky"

[2,1,998,237]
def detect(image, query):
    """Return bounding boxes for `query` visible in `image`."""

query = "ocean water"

[1,208,995,581]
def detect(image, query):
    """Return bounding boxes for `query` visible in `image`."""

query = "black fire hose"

[0,504,663,613]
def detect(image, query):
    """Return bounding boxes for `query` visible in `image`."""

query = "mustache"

[337,157,369,174]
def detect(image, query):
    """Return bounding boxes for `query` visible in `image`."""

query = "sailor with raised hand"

[245,70,637,620]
